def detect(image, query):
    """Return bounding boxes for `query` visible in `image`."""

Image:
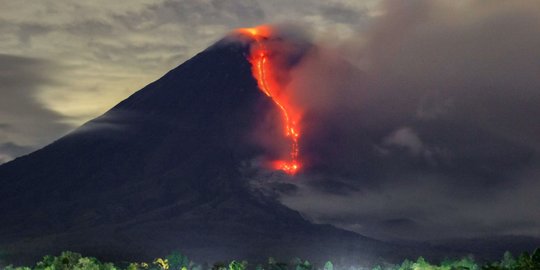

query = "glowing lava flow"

[237,26,301,175]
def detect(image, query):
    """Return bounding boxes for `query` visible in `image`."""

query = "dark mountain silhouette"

[0,37,406,265]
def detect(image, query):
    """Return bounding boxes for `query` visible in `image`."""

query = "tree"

[532,248,540,269]
[229,260,247,270]
[212,262,227,270]
[166,251,190,270]
[32,251,119,270]
[411,257,438,270]
[267,258,287,270]
[496,251,515,270]
[324,261,333,270]
[294,260,312,270]
[516,252,533,270]
[399,259,414,270]
[154,258,170,270]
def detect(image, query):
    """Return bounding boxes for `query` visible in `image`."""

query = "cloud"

[0,142,35,163]
[0,0,271,129]
[0,54,72,163]
[251,0,540,241]
[280,165,540,241]
[382,127,426,156]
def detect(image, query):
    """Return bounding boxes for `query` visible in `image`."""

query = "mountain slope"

[0,38,400,265]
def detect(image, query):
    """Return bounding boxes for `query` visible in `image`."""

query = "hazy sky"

[2,0,540,242]
[0,0,379,163]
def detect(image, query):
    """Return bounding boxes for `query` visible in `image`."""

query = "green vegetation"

[2,249,540,270]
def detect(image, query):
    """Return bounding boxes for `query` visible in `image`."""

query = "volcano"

[0,33,404,265]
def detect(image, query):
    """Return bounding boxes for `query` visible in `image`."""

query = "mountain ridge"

[0,38,401,265]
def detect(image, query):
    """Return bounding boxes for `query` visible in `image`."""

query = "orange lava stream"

[237,26,301,175]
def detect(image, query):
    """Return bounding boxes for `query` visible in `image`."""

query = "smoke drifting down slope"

[237,0,540,243]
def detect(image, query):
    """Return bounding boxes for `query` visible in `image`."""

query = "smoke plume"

[247,0,540,241]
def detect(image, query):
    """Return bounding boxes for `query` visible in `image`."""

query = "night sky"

[1,0,540,243]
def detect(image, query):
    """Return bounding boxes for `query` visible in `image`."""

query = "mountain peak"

[0,35,396,265]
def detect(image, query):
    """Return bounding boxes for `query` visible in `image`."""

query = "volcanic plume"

[236,26,302,175]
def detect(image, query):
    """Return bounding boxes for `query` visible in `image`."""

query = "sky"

[2,0,540,242]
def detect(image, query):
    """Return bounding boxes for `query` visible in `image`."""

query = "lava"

[237,26,301,175]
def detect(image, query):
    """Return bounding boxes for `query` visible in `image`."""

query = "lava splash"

[237,26,301,175]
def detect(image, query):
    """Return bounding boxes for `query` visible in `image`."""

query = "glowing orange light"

[237,26,301,175]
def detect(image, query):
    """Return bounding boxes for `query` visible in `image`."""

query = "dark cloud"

[279,166,540,240]
[0,54,71,163]
[0,142,35,163]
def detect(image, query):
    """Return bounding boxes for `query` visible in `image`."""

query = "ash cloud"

[258,0,540,241]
